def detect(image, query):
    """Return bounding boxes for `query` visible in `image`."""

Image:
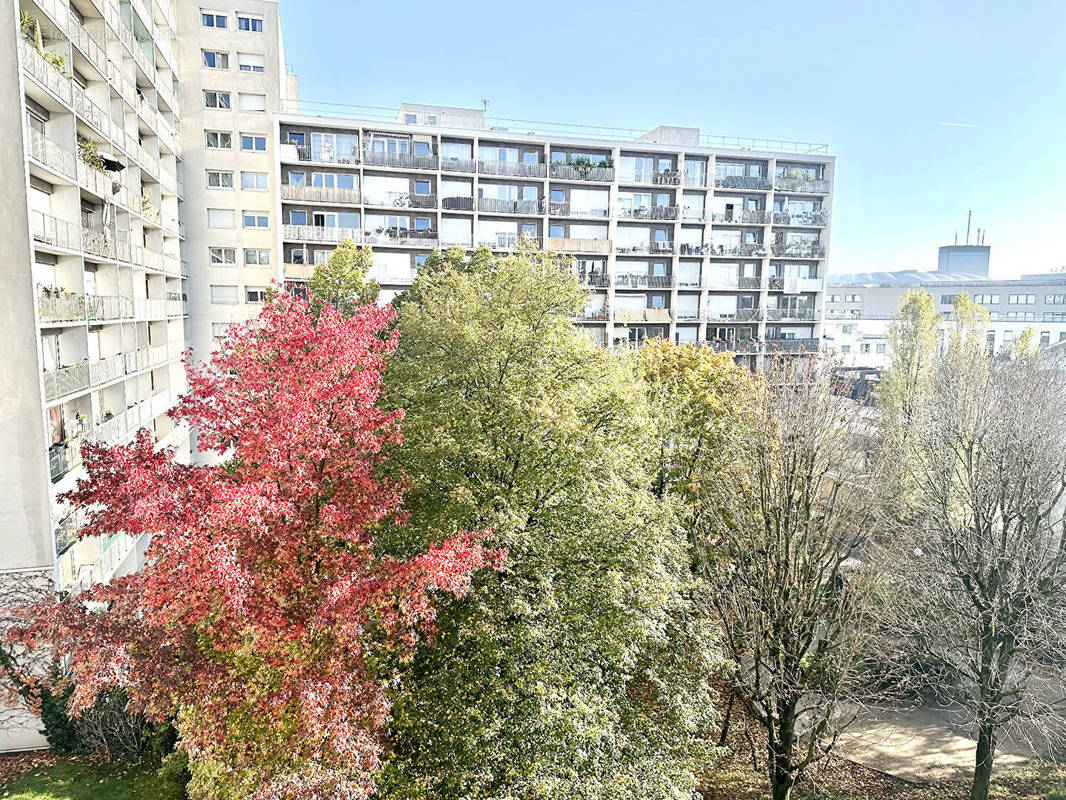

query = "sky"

[276,0,1066,279]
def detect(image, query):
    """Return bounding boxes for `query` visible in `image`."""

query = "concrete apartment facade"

[255,106,835,356]
[822,269,1066,369]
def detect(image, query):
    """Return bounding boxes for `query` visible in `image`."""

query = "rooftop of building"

[277,101,832,156]
[828,269,1066,288]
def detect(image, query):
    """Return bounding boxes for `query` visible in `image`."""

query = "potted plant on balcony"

[78,137,106,172]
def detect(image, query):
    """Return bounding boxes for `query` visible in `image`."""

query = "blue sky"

[277,0,1066,278]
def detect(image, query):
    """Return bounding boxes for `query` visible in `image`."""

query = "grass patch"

[0,757,184,799]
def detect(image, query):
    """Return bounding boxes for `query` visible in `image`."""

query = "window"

[237,15,263,31]
[940,294,956,304]
[1046,294,1066,305]
[201,12,227,27]
[238,93,267,112]
[551,188,564,203]
[246,286,268,303]
[207,208,235,228]
[287,132,305,146]
[241,134,267,151]
[244,248,270,266]
[243,212,269,228]
[286,171,306,186]
[1008,293,1036,304]
[204,90,231,109]
[844,293,861,303]
[415,255,428,268]
[974,294,1000,305]
[414,217,431,231]
[841,345,851,354]
[241,171,268,190]
[202,49,229,69]
[210,285,238,304]
[427,114,438,125]
[238,52,265,72]
[550,224,564,238]
[289,210,307,225]
[211,322,231,339]
[860,343,871,353]
[209,247,236,265]
[651,296,665,309]
[404,113,417,124]
[876,343,886,354]
[414,180,430,195]
[414,141,431,156]
[205,130,232,149]
[206,170,234,188]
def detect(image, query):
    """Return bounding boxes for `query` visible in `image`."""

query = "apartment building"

[175,0,296,361]
[257,105,835,356]
[823,269,1066,368]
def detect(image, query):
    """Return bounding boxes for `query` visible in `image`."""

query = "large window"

[205,130,232,149]
[201,11,227,27]
[1008,294,1036,304]
[206,170,233,188]
[241,172,268,190]
[202,50,229,69]
[237,15,263,31]
[209,247,236,265]
[243,212,269,228]
[244,249,271,266]
[204,90,231,109]
[311,172,355,189]
[240,134,267,152]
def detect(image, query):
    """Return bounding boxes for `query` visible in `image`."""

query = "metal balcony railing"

[364,229,438,246]
[578,273,610,288]
[43,363,90,402]
[363,151,439,170]
[614,307,672,323]
[738,276,764,289]
[774,176,831,193]
[576,307,610,322]
[771,243,826,258]
[294,145,360,165]
[27,128,76,177]
[38,291,86,323]
[86,294,134,321]
[711,243,768,257]
[772,211,829,226]
[679,243,711,256]
[712,210,772,224]
[20,40,72,104]
[281,185,361,204]
[442,196,475,211]
[545,201,609,217]
[30,212,83,251]
[480,233,519,249]
[478,197,541,215]
[549,163,614,182]
[765,308,817,321]
[614,274,674,289]
[363,191,437,209]
[548,237,613,254]
[49,442,83,482]
[764,338,820,353]
[477,160,547,178]
[440,157,476,173]
[618,205,679,220]
[89,354,125,386]
[282,225,362,243]
[615,241,676,255]
[714,175,773,191]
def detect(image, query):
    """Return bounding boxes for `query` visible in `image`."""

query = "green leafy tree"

[376,241,718,800]
[880,289,938,434]
[307,238,379,315]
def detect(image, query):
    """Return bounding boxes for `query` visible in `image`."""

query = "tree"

[376,242,718,800]
[697,357,878,800]
[6,293,502,800]
[888,331,1066,800]
[880,289,938,433]
[307,238,379,315]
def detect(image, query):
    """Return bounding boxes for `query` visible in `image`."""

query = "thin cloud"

[937,121,982,128]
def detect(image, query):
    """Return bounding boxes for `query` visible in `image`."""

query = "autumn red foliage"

[7,293,503,798]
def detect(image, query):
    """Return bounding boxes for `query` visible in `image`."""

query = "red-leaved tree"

[8,293,503,799]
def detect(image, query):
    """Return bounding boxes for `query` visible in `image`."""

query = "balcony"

[27,129,76,177]
[714,175,773,191]
[549,163,614,182]
[547,237,612,254]
[576,308,610,322]
[772,210,829,226]
[293,145,360,165]
[616,241,675,255]
[442,196,475,211]
[618,205,679,221]
[44,363,90,402]
[682,208,707,222]
[774,175,830,193]
[363,151,439,170]
[704,339,763,354]
[614,308,672,324]
[478,197,541,215]
[764,337,820,353]
[711,243,768,257]
[441,157,476,173]
[480,233,519,249]
[771,242,826,258]
[88,354,124,386]
[618,169,681,186]
[30,212,83,251]
[705,308,763,323]
[577,273,610,288]
[20,39,72,104]
[82,227,114,259]
[679,243,710,256]
[38,290,86,324]
[87,294,134,321]
[477,160,547,178]
[281,185,361,204]
[546,202,608,218]
[614,274,674,289]
[364,192,438,210]
[738,276,764,290]
[283,225,362,244]
[712,210,772,225]
[49,442,83,482]
[765,308,817,321]
[364,229,438,247]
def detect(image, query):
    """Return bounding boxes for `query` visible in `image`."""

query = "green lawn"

[0,758,184,800]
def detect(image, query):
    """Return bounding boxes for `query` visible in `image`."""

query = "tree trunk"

[970,719,996,800]
[769,711,796,800]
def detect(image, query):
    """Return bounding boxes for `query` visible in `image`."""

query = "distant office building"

[938,244,990,276]
[822,269,1066,368]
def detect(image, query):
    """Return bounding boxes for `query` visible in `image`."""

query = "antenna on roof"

[954,230,958,245]
[966,209,972,245]
[481,98,489,114]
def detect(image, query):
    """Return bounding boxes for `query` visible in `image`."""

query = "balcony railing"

[38,291,86,323]
[711,243,768,257]
[682,208,707,222]
[765,308,816,321]
[363,151,439,170]
[712,210,772,224]
[478,197,541,215]
[616,241,675,255]
[82,227,115,259]
[43,363,90,402]
[577,308,610,322]
[49,442,83,482]
[714,175,773,190]
[442,196,475,211]
[614,307,672,323]
[546,202,609,218]
[577,273,610,288]
[774,176,831,193]
[294,145,360,165]
[679,243,711,256]
[706,308,764,323]
[549,163,614,182]
[27,128,76,177]
[20,40,72,104]
[283,225,363,243]
[89,354,124,386]
[68,11,106,73]
[772,211,829,226]
[281,185,361,204]
[477,160,547,178]
[765,337,820,353]
[86,294,134,321]
[618,205,679,220]
[364,192,437,209]
[618,169,680,186]
[30,212,83,251]
[441,157,476,173]
[771,243,826,258]
[547,237,612,254]
[364,229,438,246]
[480,233,518,249]
[738,276,764,289]
[614,274,674,289]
